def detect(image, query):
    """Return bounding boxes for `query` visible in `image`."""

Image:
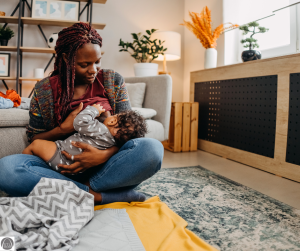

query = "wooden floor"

[162,149,300,209]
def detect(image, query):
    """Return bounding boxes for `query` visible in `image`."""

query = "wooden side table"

[163,102,199,152]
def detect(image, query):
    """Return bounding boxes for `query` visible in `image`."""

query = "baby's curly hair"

[114,110,148,147]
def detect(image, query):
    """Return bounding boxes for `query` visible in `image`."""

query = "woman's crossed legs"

[0,138,163,203]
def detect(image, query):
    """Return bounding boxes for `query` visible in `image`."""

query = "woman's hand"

[59,102,83,134]
[58,141,119,174]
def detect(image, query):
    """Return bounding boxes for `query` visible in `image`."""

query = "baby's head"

[103,110,148,147]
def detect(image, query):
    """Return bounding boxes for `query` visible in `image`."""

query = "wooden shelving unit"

[70,0,107,3]
[0,0,107,96]
[0,46,105,54]
[0,16,105,29]
[0,77,42,82]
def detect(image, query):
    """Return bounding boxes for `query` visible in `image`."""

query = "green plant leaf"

[131,33,138,40]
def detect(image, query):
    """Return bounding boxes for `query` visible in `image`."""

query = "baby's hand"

[93,104,105,116]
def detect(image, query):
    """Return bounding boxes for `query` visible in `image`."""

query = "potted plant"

[239,21,269,62]
[0,26,15,46]
[119,29,167,77]
[181,7,238,69]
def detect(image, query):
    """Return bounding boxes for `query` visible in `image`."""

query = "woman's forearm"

[98,146,119,164]
[31,126,68,142]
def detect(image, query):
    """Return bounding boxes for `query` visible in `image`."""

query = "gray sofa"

[0,75,172,159]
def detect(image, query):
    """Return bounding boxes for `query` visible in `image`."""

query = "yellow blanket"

[95,196,218,251]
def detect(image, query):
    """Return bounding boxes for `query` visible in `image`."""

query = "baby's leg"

[22,139,57,163]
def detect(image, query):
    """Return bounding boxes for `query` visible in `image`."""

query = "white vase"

[134,63,158,77]
[204,48,217,69]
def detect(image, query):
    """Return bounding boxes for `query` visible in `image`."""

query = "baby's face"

[103,115,120,136]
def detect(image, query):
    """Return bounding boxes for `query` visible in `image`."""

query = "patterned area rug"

[1,166,300,250]
[136,166,300,251]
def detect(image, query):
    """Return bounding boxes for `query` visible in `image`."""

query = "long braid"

[51,22,102,125]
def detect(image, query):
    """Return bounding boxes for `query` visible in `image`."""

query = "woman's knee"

[0,155,20,191]
[133,138,164,173]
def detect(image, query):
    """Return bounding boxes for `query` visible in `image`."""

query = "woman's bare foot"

[84,181,102,204]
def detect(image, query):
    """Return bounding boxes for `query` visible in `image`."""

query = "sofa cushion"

[145,119,164,141]
[126,82,146,108]
[132,107,157,119]
[0,127,29,158]
[0,108,29,127]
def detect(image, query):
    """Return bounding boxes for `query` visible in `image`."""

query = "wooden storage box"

[163,102,199,152]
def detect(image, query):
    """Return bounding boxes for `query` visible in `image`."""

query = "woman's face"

[74,42,102,85]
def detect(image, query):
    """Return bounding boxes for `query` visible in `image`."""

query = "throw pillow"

[132,107,157,119]
[126,83,146,108]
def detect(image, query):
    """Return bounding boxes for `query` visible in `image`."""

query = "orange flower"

[181,7,239,49]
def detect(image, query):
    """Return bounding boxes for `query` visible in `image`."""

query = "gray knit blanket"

[0,178,94,251]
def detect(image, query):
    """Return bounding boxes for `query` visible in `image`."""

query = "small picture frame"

[0,53,11,77]
[32,0,48,18]
[49,1,63,19]
[31,0,79,21]
[63,1,79,21]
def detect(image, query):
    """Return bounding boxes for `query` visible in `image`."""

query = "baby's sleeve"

[73,106,101,135]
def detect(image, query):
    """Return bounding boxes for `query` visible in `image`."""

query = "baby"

[23,104,148,173]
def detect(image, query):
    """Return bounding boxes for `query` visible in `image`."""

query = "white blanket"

[0,178,94,251]
[73,208,146,251]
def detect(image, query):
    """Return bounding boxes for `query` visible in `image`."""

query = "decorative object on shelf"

[63,1,79,21]
[34,68,44,78]
[118,29,167,77]
[48,33,58,48]
[181,7,238,69]
[150,31,181,75]
[0,12,5,16]
[31,0,79,21]
[239,21,269,62]
[0,26,15,46]
[0,53,11,77]
[49,2,63,19]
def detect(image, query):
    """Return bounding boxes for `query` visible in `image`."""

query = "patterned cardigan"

[26,69,131,142]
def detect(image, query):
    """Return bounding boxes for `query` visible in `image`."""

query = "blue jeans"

[0,138,163,197]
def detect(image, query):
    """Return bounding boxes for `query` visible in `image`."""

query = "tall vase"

[204,48,217,69]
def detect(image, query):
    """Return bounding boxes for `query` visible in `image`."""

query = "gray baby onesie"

[47,105,116,172]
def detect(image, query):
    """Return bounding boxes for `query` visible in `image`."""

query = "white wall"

[0,0,185,101]
[183,0,224,101]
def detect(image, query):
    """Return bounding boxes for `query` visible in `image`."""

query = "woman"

[0,23,163,204]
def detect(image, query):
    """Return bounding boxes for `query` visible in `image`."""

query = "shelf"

[0,46,105,54]
[0,77,16,80]
[0,16,19,24]
[21,47,55,53]
[20,77,43,81]
[65,0,107,3]
[0,46,17,52]
[0,77,42,81]
[0,17,106,30]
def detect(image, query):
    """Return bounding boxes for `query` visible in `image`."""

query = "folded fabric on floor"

[0,89,21,107]
[16,97,31,110]
[0,96,14,109]
[73,208,145,251]
[0,178,94,251]
[95,196,218,251]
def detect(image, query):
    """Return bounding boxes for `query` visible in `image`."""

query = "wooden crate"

[163,102,199,152]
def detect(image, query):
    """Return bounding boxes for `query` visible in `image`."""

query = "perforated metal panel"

[286,73,300,165]
[194,75,277,158]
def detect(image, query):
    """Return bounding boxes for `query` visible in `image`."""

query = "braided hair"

[51,22,102,125]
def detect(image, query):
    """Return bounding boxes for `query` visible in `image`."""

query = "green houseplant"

[119,29,167,76]
[239,21,269,62]
[0,26,15,46]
